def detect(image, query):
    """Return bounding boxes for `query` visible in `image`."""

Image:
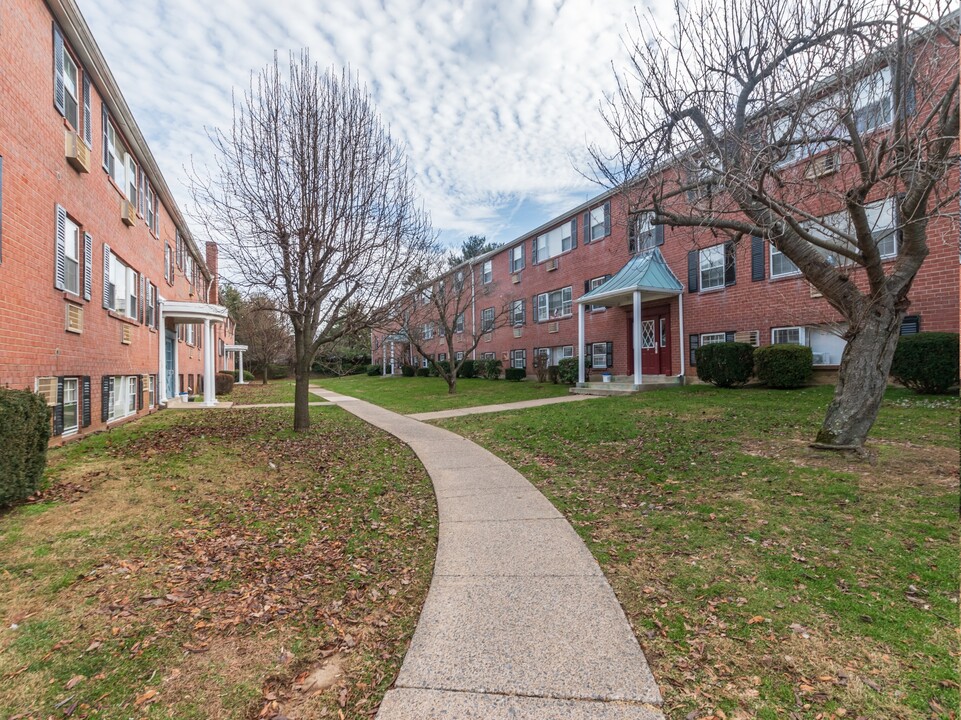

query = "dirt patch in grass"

[0,407,436,720]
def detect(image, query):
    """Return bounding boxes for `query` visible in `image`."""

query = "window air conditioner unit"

[734,330,760,347]
[64,130,90,173]
[121,200,137,227]
[812,352,830,365]
[513,327,522,338]
[548,321,559,334]
[511,273,521,284]
[805,153,840,179]
[483,332,493,342]
[65,303,83,334]
[546,258,559,271]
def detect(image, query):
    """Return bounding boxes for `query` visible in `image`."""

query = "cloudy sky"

[80,0,646,250]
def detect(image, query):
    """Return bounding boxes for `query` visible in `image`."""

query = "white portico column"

[157,304,167,404]
[390,341,396,374]
[172,325,180,396]
[633,290,642,387]
[678,292,686,382]
[237,351,246,384]
[577,302,586,384]
[203,319,216,406]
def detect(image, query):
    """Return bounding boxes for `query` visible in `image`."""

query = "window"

[770,244,800,278]
[699,245,726,290]
[481,260,492,284]
[421,356,429,368]
[145,282,157,327]
[164,244,174,283]
[185,324,196,346]
[126,155,138,207]
[148,375,155,407]
[107,376,138,421]
[700,332,726,345]
[510,349,527,369]
[772,326,804,345]
[421,288,431,305]
[535,286,572,321]
[510,245,524,273]
[591,342,609,369]
[63,216,80,295]
[63,52,80,128]
[438,353,447,362]
[853,67,892,134]
[127,376,137,414]
[146,185,157,235]
[455,351,464,361]
[534,345,574,365]
[454,313,464,333]
[510,299,525,326]
[535,222,573,263]
[629,212,659,253]
[109,254,138,319]
[481,307,495,332]
[589,204,608,241]
[588,276,608,312]
[422,323,433,340]
[62,378,78,434]
[480,352,496,360]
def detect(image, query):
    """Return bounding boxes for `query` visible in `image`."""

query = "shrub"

[548,365,560,384]
[456,359,477,379]
[231,369,255,382]
[557,357,579,385]
[890,332,959,394]
[754,344,813,388]
[504,367,526,382]
[401,364,416,377]
[437,360,451,376]
[531,353,549,383]
[215,372,235,395]
[0,388,50,507]
[480,358,503,380]
[415,367,430,377]
[366,364,382,376]
[695,342,755,388]
[267,363,290,379]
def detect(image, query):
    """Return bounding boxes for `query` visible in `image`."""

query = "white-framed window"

[808,325,847,366]
[421,356,429,368]
[770,242,800,278]
[105,123,125,190]
[127,376,137,414]
[700,332,726,345]
[109,254,138,319]
[146,188,157,235]
[107,375,138,422]
[455,351,464,361]
[64,216,80,295]
[481,260,492,284]
[629,212,657,253]
[62,377,78,435]
[454,313,464,333]
[853,67,892,134]
[510,349,527,369]
[511,299,525,326]
[185,323,196,346]
[421,288,431,305]
[588,276,608,312]
[480,352,496,360]
[591,342,609,369]
[772,326,804,345]
[589,204,608,241]
[422,323,433,340]
[536,286,572,321]
[699,245,726,290]
[148,375,155,407]
[534,346,574,366]
[481,307,495,332]
[454,270,464,292]
[63,52,80,129]
[126,155,138,207]
[510,245,524,273]
[536,223,573,262]
[438,353,447,362]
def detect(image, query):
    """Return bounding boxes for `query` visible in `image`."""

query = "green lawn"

[314,374,572,414]
[0,407,436,719]
[435,385,959,720]
[221,378,297,404]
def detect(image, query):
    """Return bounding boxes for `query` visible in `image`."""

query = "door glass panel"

[660,318,667,347]
[642,320,656,349]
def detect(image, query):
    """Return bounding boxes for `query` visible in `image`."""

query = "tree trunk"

[293,361,312,432]
[447,374,457,395]
[815,305,903,449]
[262,369,268,385]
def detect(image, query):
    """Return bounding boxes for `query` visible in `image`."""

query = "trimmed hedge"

[890,332,959,394]
[415,367,430,377]
[505,367,526,382]
[366,364,382,376]
[480,358,503,380]
[456,359,478,379]
[401,364,416,377]
[754,344,813,388]
[215,372,235,395]
[231,369,255,382]
[267,364,290,379]
[696,342,755,388]
[557,357,579,385]
[548,365,560,384]
[0,388,50,507]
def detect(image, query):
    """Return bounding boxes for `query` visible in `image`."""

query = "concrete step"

[570,376,682,396]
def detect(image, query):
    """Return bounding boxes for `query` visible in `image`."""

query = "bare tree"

[396,256,511,394]
[235,294,291,384]
[594,0,959,449]
[192,53,433,430]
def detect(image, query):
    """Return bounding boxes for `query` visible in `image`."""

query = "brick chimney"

[206,241,219,305]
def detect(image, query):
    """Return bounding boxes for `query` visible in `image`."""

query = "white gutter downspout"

[678,291,686,384]
[470,263,477,360]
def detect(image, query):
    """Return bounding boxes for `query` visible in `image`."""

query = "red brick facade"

[0,0,234,443]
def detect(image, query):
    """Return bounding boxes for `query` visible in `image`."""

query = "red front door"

[627,307,672,375]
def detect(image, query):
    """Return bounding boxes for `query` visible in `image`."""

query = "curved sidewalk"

[312,387,664,720]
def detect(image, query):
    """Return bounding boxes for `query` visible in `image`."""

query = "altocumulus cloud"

[80,0,643,247]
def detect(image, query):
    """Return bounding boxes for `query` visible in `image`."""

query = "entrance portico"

[157,300,229,406]
[576,248,685,388]
[225,344,249,384]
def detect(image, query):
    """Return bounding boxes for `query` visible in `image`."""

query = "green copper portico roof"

[577,248,684,307]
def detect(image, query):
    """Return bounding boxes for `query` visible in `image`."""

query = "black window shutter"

[531,237,538,265]
[584,279,590,294]
[689,335,699,366]
[687,251,699,292]
[53,24,66,116]
[54,204,67,291]
[520,299,526,325]
[603,201,611,236]
[53,377,65,436]
[655,224,665,246]
[570,219,577,248]
[725,331,735,342]
[900,315,921,335]
[628,215,637,253]
[583,212,591,243]
[83,232,92,301]
[724,242,736,286]
[82,72,92,148]
[101,376,110,422]
[137,376,144,411]
[81,376,91,427]
[606,341,613,369]
[751,236,765,281]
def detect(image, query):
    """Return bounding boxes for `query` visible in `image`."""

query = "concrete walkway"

[311,387,664,720]
[406,393,600,421]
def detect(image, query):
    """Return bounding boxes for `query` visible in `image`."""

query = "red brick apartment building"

[0,0,236,442]
[375,30,958,385]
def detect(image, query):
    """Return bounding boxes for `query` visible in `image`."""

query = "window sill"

[534,248,574,266]
[536,315,573,324]
[108,310,140,325]
[769,271,804,283]
[698,286,727,295]
[62,292,84,303]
